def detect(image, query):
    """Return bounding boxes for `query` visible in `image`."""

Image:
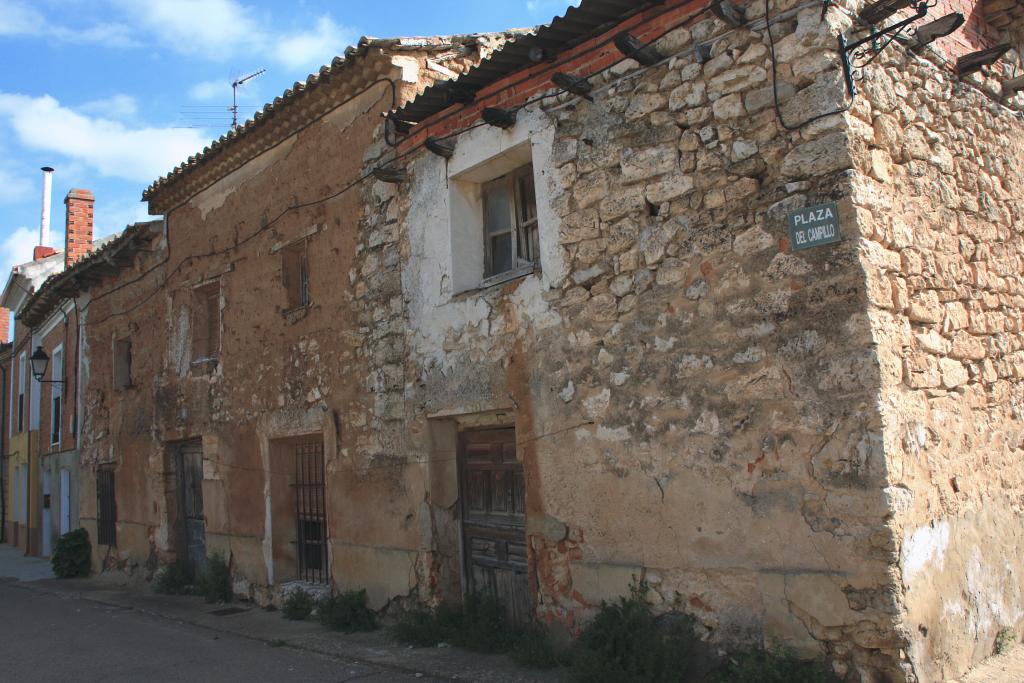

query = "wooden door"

[175,441,207,578]
[459,428,530,624]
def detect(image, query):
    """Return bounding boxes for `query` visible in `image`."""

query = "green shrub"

[195,554,232,603]
[282,588,315,621]
[153,562,192,595]
[510,621,569,669]
[995,627,1017,655]
[318,590,377,632]
[716,649,832,683]
[392,593,519,654]
[393,594,566,668]
[51,528,91,578]
[393,606,444,646]
[569,579,697,683]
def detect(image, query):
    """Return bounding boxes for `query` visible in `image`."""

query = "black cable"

[765,0,851,131]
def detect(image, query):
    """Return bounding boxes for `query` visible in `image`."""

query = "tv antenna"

[231,68,266,130]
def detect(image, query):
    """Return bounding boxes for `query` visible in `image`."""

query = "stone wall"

[356,2,926,679]
[851,18,1024,681]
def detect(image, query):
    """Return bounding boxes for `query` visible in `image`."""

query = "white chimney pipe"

[40,166,54,248]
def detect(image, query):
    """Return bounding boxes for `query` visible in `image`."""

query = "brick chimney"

[0,307,8,343]
[64,188,94,267]
[33,246,57,260]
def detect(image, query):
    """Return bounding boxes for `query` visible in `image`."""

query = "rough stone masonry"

[351,1,1024,681]
[66,1,1024,682]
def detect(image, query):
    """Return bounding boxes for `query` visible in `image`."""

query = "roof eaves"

[395,0,654,124]
[142,33,517,210]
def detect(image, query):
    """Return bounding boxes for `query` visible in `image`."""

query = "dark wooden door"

[175,441,207,578]
[459,428,530,625]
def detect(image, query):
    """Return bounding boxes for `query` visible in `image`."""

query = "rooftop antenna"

[231,68,266,130]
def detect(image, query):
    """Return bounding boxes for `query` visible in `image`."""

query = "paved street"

[0,580,433,683]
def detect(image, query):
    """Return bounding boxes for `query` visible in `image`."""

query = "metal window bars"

[294,442,328,584]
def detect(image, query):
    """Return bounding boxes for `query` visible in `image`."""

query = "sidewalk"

[21,574,560,683]
[0,542,54,581]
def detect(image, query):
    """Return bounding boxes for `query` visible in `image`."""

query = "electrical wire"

[765,0,851,131]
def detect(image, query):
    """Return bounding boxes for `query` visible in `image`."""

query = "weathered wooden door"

[459,428,530,624]
[175,441,207,578]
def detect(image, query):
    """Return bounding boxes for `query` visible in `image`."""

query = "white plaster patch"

[901,521,950,581]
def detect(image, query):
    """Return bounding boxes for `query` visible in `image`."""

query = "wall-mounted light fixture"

[425,136,456,159]
[30,346,64,384]
[372,166,407,183]
[613,32,664,66]
[482,107,517,129]
[552,72,594,101]
[907,13,965,51]
[956,44,1011,77]
[840,0,929,96]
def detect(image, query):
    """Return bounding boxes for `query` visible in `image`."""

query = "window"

[50,346,63,446]
[483,164,538,279]
[113,339,132,390]
[96,468,116,546]
[17,352,25,433]
[281,240,310,310]
[191,282,220,364]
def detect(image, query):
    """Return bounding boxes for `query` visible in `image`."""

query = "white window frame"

[50,344,63,447]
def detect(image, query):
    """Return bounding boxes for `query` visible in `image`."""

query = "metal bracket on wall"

[838,0,929,98]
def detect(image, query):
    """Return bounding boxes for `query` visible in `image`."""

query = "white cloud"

[189,79,230,102]
[0,93,209,185]
[0,226,39,283]
[112,0,261,61]
[79,94,138,120]
[0,0,137,47]
[111,0,355,73]
[273,16,356,72]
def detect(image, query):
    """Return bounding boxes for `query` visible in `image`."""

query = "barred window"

[96,468,117,547]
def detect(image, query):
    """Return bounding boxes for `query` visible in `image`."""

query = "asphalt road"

[0,581,430,682]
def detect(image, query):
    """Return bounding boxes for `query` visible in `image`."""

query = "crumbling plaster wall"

[357,3,918,678]
[850,26,1024,682]
[77,49,483,599]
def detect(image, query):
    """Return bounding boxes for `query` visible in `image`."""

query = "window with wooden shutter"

[191,281,220,364]
[281,240,310,311]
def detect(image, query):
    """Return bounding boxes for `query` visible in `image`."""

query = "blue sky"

[0,0,577,277]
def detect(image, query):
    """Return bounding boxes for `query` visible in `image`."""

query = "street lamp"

[30,346,65,384]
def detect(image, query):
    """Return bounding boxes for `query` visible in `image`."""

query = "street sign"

[787,202,841,251]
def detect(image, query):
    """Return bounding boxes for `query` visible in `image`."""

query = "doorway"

[173,441,207,578]
[458,428,529,624]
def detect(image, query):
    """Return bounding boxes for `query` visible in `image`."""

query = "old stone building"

[346,0,1023,680]
[73,36,506,591]
[69,0,1024,680]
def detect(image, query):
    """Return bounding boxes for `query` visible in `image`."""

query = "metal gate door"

[459,428,530,624]
[294,441,327,583]
[175,441,207,578]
